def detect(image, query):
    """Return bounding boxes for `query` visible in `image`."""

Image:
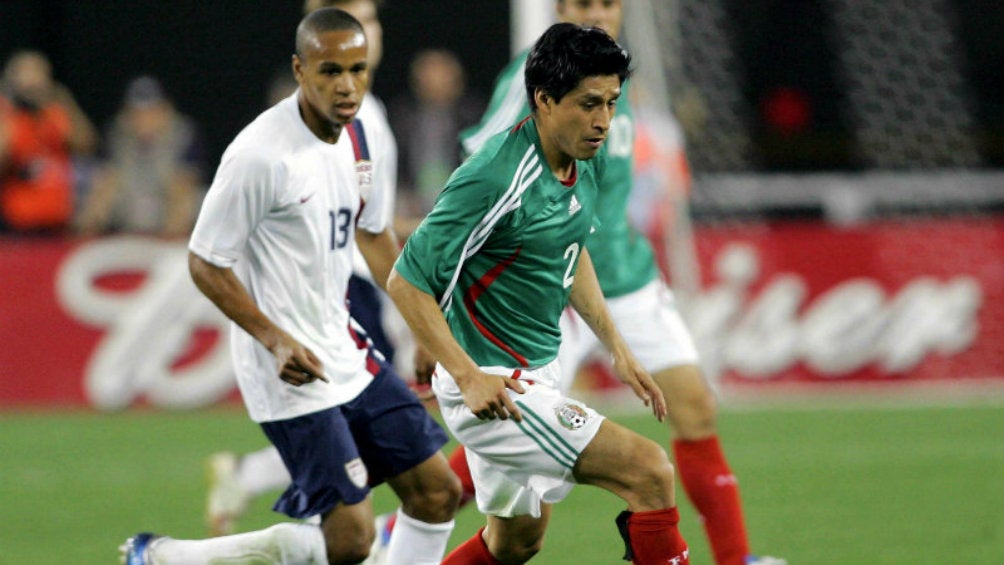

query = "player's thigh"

[610,281,700,372]
[573,419,675,511]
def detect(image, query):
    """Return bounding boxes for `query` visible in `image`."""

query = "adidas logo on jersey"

[568,194,582,215]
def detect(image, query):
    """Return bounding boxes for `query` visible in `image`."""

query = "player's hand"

[611,354,667,422]
[270,333,328,386]
[458,371,525,422]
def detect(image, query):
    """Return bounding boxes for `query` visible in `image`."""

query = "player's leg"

[124,407,374,565]
[574,418,690,565]
[444,508,552,565]
[353,360,461,564]
[205,446,290,535]
[613,281,782,565]
[656,363,752,565]
[121,522,329,565]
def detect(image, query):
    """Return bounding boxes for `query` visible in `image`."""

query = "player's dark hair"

[524,22,631,111]
[295,8,365,60]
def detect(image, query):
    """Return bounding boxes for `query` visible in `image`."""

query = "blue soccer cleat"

[119,532,160,565]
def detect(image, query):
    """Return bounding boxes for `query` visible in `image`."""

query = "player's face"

[293,29,369,140]
[557,0,623,41]
[540,74,622,162]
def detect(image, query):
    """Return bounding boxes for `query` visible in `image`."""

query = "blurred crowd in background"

[0,44,484,238]
[3,0,1003,239]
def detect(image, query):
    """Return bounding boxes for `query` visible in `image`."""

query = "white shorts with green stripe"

[432,359,605,519]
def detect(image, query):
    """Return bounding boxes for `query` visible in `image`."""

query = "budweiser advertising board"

[1,216,1001,409]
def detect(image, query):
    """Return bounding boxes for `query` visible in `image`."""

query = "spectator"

[76,76,205,238]
[388,48,483,230]
[0,50,97,233]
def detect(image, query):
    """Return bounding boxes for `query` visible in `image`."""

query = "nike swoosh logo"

[299,193,316,204]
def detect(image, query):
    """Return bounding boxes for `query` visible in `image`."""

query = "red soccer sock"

[673,436,750,565]
[448,444,477,506]
[621,507,690,565]
[442,528,503,565]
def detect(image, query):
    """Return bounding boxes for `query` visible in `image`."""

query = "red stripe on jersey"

[463,248,528,367]
[347,321,381,376]
[510,115,532,134]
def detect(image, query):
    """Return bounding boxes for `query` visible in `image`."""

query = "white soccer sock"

[383,509,455,565]
[149,522,325,565]
[236,446,291,495]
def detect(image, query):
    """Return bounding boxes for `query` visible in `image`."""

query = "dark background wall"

[0,0,510,173]
[2,1,1001,171]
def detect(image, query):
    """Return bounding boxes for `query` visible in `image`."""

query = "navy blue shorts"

[260,358,449,519]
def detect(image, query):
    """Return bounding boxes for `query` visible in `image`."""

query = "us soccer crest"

[344,457,368,488]
[555,401,589,430]
[356,160,373,200]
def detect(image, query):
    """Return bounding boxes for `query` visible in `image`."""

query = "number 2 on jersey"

[329,208,351,250]
[563,243,580,288]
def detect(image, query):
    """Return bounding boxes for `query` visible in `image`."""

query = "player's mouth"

[333,101,359,121]
[584,136,606,149]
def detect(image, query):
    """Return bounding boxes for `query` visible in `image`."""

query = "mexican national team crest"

[345,457,368,489]
[555,401,589,430]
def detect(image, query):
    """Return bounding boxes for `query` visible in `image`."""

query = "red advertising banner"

[1,216,1002,409]
[691,217,1003,386]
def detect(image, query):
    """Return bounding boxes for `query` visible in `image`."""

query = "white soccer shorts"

[557,279,700,393]
[432,360,605,518]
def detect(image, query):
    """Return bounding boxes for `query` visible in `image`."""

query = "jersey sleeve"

[459,52,530,156]
[188,147,283,268]
[394,170,500,303]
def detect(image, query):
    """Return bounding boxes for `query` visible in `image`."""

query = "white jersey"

[189,92,392,422]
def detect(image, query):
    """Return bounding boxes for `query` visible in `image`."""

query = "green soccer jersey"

[460,50,658,298]
[396,118,603,368]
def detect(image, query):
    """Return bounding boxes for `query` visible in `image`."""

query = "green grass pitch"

[1,399,1001,564]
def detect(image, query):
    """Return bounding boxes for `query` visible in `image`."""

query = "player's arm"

[356,227,399,292]
[387,267,524,421]
[188,252,326,386]
[568,248,666,421]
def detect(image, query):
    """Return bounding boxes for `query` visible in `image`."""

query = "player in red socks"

[389,21,690,565]
[454,2,786,564]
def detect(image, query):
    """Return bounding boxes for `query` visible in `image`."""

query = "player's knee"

[676,390,719,438]
[629,438,676,506]
[401,470,462,523]
[318,517,374,564]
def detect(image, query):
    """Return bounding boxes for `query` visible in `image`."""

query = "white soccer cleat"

[746,555,788,565]
[205,451,250,536]
[119,533,161,565]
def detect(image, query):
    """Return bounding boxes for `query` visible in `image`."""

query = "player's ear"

[292,54,304,83]
[534,89,551,113]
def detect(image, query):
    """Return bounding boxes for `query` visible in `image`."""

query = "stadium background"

[1,1,1003,564]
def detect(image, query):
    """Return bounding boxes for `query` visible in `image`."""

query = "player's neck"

[297,95,344,144]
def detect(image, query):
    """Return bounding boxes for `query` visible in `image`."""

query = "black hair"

[295,7,365,59]
[524,22,631,111]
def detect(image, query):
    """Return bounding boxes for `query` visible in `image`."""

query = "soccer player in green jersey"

[389,23,690,565]
[458,3,785,565]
